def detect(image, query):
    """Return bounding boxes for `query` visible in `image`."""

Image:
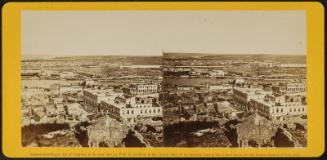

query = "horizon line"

[22,52,307,59]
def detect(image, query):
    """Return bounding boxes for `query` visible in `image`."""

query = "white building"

[85,79,95,86]
[249,94,306,121]
[21,69,41,75]
[59,85,83,94]
[235,78,245,85]
[21,86,50,98]
[208,84,232,91]
[60,71,76,79]
[120,65,161,69]
[272,82,306,96]
[176,85,194,91]
[129,83,160,95]
[83,84,162,123]
[231,84,309,122]
[233,87,272,111]
[278,64,306,68]
[100,95,162,123]
[49,97,63,104]
[83,89,123,113]
[209,70,225,77]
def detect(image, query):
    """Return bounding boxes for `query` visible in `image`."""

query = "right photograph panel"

[161,10,307,148]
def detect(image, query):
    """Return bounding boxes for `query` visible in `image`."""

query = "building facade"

[233,87,270,111]
[100,95,162,123]
[83,89,121,113]
[209,70,225,77]
[129,84,160,95]
[272,83,306,95]
[249,94,307,121]
[60,71,76,80]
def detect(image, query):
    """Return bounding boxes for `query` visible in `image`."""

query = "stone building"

[83,89,123,113]
[249,94,307,122]
[237,112,276,147]
[100,95,162,123]
[129,83,160,95]
[87,116,128,147]
[272,82,306,96]
[233,87,271,111]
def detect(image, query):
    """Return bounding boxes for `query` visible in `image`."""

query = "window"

[158,109,160,112]
[281,108,283,113]
[131,110,134,114]
[302,108,304,111]
[276,109,279,113]
[127,110,129,114]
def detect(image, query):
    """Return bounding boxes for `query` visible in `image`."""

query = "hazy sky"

[21,10,306,58]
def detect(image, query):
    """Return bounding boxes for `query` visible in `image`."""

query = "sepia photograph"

[161,11,307,148]
[21,11,165,147]
[21,10,307,148]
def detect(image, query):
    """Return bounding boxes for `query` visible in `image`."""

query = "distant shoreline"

[21,54,306,61]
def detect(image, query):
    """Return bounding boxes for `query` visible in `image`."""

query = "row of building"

[233,82,307,121]
[21,69,78,80]
[83,83,163,123]
[163,66,225,77]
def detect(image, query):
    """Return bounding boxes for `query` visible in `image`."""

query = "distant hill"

[21,54,56,60]
[20,55,162,65]
[51,55,161,60]
[163,53,306,64]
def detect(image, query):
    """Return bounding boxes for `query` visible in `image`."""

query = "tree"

[99,141,109,147]
[248,139,258,147]
[122,130,146,147]
[43,106,47,114]
[272,128,295,147]
[64,105,69,115]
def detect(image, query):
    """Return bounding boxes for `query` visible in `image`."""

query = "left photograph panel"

[21,11,164,147]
